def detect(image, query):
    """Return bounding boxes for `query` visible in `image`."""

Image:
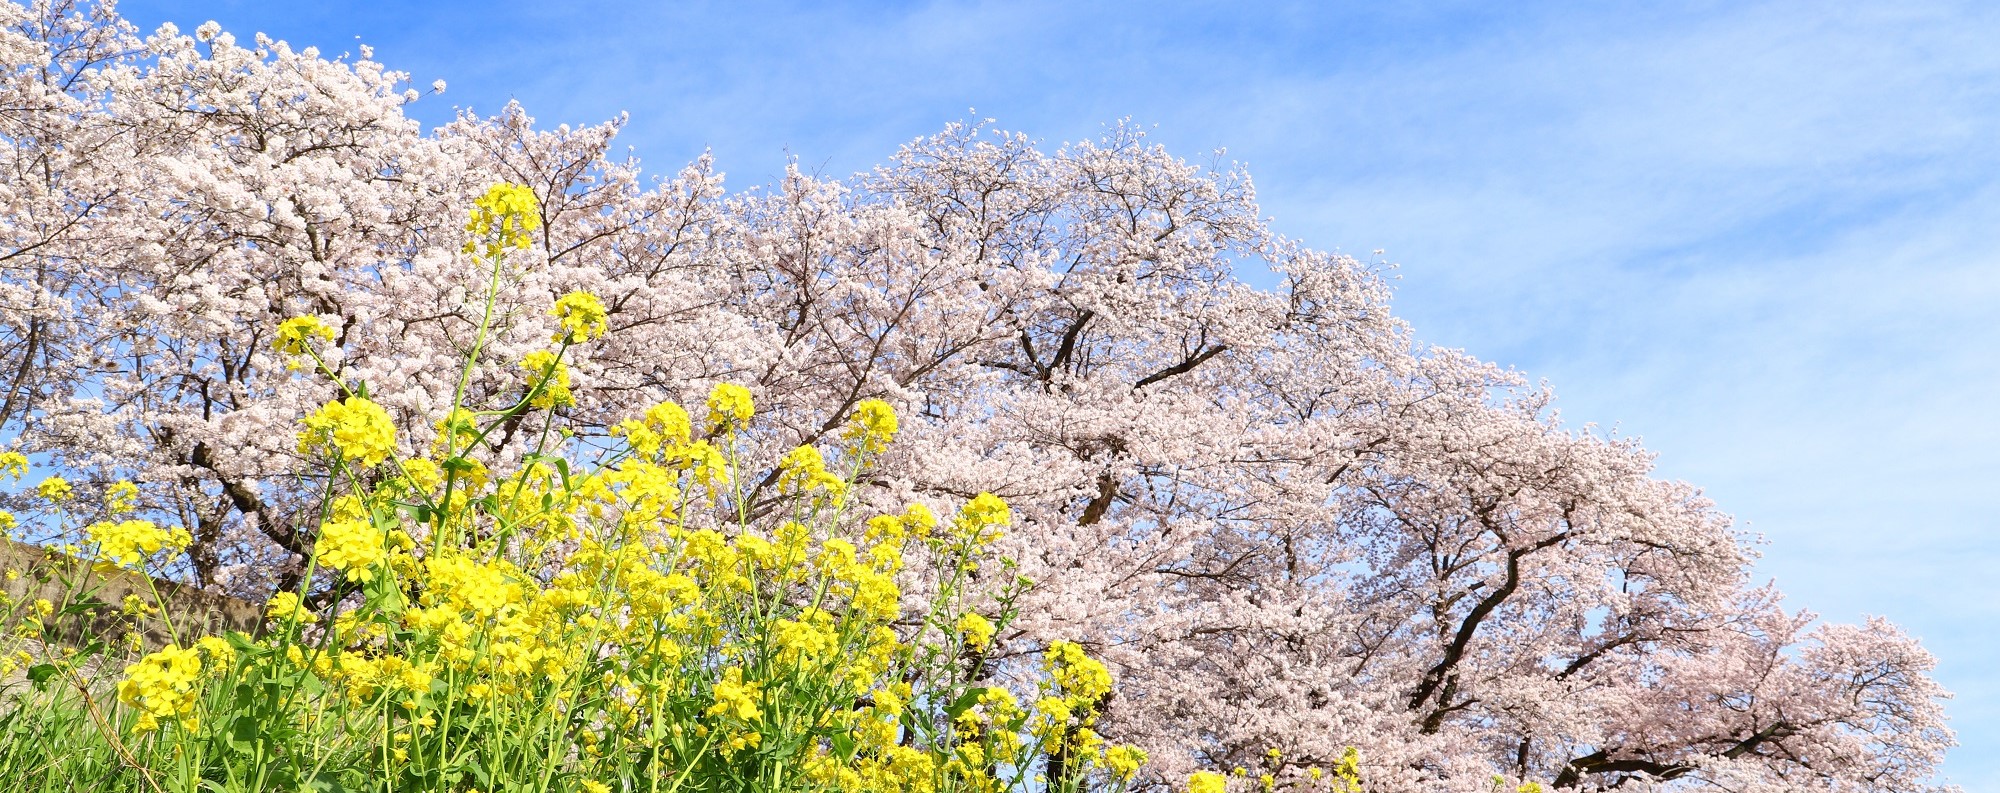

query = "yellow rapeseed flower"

[706,666,763,722]
[521,350,575,409]
[87,519,192,569]
[961,492,1010,526]
[399,458,443,495]
[903,502,939,534]
[771,609,839,667]
[645,401,692,443]
[1332,747,1364,791]
[1188,771,1227,793]
[843,398,898,453]
[35,476,71,502]
[104,480,140,514]
[274,315,335,356]
[1054,643,1112,701]
[116,645,203,733]
[777,445,845,495]
[955,492,1010,545]
[466,183,540,250]
[550,291,609,343]
[614,399,694,459]
[848,568,901,622]
[956,612,996,652]
[705,382,754,432]
[314,518,386,582]
[265,591,316,624]
[422,554,525,619]
[1106,745,1148,780]
[196,635,235,665]
[681,440,729,489]
[436,407,480,452]
[0,451,27,480]
[299,396,397,467]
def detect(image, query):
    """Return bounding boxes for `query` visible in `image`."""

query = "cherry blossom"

[0,4,1955,790]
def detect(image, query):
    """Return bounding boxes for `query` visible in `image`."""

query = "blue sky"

[116,0,2000,786]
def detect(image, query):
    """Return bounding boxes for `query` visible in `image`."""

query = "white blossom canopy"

[0,3,1954,790]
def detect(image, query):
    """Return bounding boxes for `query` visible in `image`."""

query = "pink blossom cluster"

[0,2,1954,790]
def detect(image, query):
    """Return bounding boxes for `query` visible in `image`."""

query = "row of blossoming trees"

[0,1,1956,790]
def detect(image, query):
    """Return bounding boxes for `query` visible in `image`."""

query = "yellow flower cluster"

[521,350,576,409]
[121,593,159,618]
[274,315,335,356]
[35,476,70,502]
[1021,639,1145,785]
[706,382,754,432]
[116,645,203,732]
[465,182,540,250]
[844,398,898,454]
[706,666,763,722]
[940,685,1026,785]
[104,480,140,514]
[419,554,526,620]
[956,491,1011,546]
[314,519,387,583]
[610,400,692,458]
[299,396,398,467]
[1044,640,1113,703]
[265,591,316,624]
[1332,747,1365,792]
[777,444,845,495]
[313,652,437,706]
[128,271,1150,793]
[956,612,996,651]
[86,518,191,569]
[0,451,27,479]
[1106,745,1150,781]
[770,608,839,667]
[435,407,481,452]
[550,290,609,343]
[1188,746,1368,793]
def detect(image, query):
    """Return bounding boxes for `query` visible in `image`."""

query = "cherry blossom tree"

[0,2,1956,790]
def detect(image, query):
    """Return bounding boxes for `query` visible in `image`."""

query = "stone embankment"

[0,538,259,653]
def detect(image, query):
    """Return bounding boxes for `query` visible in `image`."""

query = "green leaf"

[441,455,480,478]
[226,716,260,753]
[303,769,350,793]
[60,598,106,617]
[464,757,492,788]
[829,730,857,759]
[363,571,406,616]
[24,664,57,685]
[945,686,989,720]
